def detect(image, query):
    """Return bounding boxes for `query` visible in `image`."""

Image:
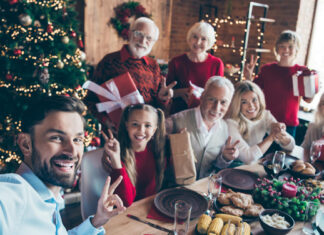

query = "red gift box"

[292,69,319,98]
[82,72,144,127]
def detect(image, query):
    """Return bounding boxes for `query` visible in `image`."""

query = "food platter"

[154,187,208,219]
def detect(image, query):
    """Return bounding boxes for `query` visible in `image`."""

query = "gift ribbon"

[82,80,144,113]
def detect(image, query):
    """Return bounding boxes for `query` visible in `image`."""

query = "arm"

[226,119,264,164]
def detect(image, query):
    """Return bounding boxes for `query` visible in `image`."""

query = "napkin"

[146,204,174,223]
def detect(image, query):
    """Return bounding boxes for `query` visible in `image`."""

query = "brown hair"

[274,30,301,60]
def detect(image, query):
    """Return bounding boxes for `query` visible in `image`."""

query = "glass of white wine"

[208,173,222,211]
[272,151,286,176]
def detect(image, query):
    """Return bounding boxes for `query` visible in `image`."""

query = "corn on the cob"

[197,214,212,234]
[215,214,242,226]
[235,222,250,235]
[207,217,224,235]
[221,222,236,235]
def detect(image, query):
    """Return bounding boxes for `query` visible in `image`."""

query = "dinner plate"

[288,164,321,179]
[218,168,258,192]
[154,187,208,220]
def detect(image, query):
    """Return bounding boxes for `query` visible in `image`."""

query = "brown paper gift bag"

[169,131,196,185]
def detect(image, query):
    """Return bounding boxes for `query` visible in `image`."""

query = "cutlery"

[127,214,173,233]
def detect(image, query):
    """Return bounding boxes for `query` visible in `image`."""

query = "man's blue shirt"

[0,163,104,235]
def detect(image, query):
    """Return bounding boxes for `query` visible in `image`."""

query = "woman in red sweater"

[102,104,166,206]
[167,21,224,115]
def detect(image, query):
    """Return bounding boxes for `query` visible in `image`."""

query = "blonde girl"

[226,81,295,164]
[102,104,166,207]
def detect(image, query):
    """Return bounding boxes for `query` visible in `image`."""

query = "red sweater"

[255,62,306,126]
[166,53,224,114]
[110,147,157,207]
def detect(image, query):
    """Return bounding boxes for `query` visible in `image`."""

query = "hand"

[158,77,177,102]
[222,136,240,161]
[243,54,257,81]
[91,176,126,228]
[102,129,122,169]
[174,88,193,105]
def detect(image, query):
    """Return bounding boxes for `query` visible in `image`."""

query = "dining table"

[103,146,324,235]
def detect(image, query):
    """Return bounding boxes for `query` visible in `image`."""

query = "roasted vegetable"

[207,217,224,235]
[197,214,212,234]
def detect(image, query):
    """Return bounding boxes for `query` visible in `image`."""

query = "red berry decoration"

[13,49,22,55]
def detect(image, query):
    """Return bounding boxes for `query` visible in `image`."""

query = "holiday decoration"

[0,0,99,173]
[110,1,151,40]
[292,69,319,98]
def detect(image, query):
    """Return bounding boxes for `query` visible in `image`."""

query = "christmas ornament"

[34,20,41,27]
[38,68,50,85]
[9,0,18,5]
[56,60,64,69]
[19,14,32,27]
[13,48,22,56]
[90,137,101,147]
[78,36,84,48]
[70,29,76,38]
[47,22,53,33]
[5,73,13,81]
[79,50,86,61]
[61,36,69,44]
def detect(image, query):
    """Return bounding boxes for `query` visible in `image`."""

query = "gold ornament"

[61,36,69,44]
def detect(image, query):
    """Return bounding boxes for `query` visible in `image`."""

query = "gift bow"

[82,80,144,114]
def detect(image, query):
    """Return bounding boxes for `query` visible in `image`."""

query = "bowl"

[262,159,288,176]
[259,209,295,235]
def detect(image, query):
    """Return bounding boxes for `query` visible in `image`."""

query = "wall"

[84,0,172,65]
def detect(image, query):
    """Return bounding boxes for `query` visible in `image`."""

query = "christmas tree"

[0,0,98,173]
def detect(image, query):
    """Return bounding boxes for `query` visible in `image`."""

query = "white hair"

[186,21,216,50]
[130,17,159,41]
[204,76,234,99]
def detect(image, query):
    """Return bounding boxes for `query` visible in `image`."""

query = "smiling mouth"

[134,135,146,141]
[53,160,75,172]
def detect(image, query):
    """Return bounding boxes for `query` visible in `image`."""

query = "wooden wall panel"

[84,0,172,65]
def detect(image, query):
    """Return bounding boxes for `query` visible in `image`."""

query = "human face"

[188,32,209,55]
[200,84,231,128]
[128,22,156,58]
[126,110,157,152]
[30,111,84,189]
[277,41,297,65]
[319,99,324,117]
[240,91,260,120]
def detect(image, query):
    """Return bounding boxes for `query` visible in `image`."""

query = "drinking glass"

[310,141,322,163]
[302,201,319,234]
[173,200,192,235]
[208,173,222,210]
[272,151,286,175]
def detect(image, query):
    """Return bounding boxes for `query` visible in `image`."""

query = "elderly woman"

[166,21,224,114]
[225,81,295,164]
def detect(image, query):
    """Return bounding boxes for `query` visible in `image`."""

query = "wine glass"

[272,151,286,176]
[302,201,320,234]
[207,173,222,211]
[310,141,322,164]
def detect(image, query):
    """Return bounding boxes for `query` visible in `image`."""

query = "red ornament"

[70,30,77,38]
[13,49,22,55]
[84,131,88,137]
[63,93,70,97]
[78,37,84,48]
[75,85,82,90]
[9,0,18,5]
[5,73,13,81]
[47,23,53,33]
[282,183,298,198]
[90,137,101,147]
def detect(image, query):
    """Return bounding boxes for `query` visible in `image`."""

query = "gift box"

[82,72,144,127]
[169,130,196,185]
[187,81,204,108]
[292,69,319,98]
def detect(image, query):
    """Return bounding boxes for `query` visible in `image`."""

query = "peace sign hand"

[222,136,240,161]
[244,54,258,81]
[158,77,177,102]
[91,176,126,228]
[102,129,122,169]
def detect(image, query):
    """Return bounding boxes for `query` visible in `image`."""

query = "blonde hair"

[274,30,301,61]
[314,92,324,125]
[186,21,216,50]
[118,104,166,190]
[226,81,266,140]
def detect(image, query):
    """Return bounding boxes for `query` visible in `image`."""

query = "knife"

[127,214,174,233]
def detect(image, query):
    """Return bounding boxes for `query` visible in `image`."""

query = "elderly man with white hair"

[85,17,175,131]
[166,76,239,179]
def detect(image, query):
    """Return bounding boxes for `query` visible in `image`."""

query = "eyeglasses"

[132,30,154,43]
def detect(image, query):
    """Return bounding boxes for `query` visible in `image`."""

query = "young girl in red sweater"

[102,104,166,206]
